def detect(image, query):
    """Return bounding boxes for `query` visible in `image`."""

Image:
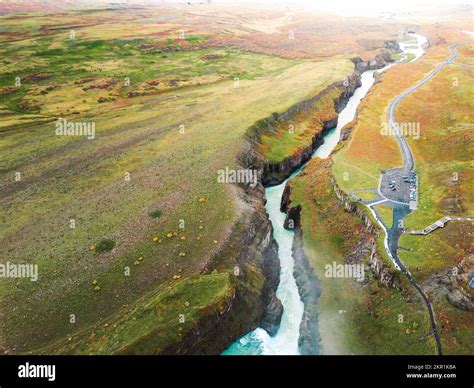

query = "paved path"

[405,216,474,235]
[349,189,386,205]
[357,40,470,356]
[382,42,469,208]
[451,62,474,68]
[382,42,473,356]
[388,42,468,170]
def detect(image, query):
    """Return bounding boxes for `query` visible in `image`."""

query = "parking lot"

[380,168,417,205]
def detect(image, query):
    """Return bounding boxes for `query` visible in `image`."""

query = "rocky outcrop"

[381,40,402,62]
[434,255,474,312]
[239,73,362,186]
[293,226,321,355]
[385,40,402,53]
[280,173,402,354]
[340,126,353,141]
[351,55,386,72]
[284,205,301,230]
[331,177,380,237]
[233,182,284,336]
[281,184,302,230]
[352,39,402,69]
[380,50,395,63]
[182,43,403,354]
[368,240,402,290]
[262,116,335,186]
[163,179,283,354]
[277,185,321,354]
[217,73,365,353]
[240,41,401,187]
[224,181,284,336]
[280,184,292,212]
[446,288,473,311]
[161,284,237,355]
[331,176,402,289]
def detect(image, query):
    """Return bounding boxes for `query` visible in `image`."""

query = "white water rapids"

[223,33,427,355]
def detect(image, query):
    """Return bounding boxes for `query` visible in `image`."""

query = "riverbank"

[283,32,460,355]
[285,158,435,354]
[224,41,403,354]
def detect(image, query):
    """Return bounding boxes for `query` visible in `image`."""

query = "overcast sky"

[214,0,470,13]
[115,0,470,5]
[67,0,471,19]
[110,0,471,17]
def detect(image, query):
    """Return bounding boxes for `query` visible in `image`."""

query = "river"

[223,33,426,355]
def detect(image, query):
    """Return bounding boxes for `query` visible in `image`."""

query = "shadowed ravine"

[223,42,416,355]
[223,34,437,355]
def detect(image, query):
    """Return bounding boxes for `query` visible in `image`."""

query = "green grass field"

[0,8,363,354]
[41,272,235,354]
[287,158,434,354]
[396,51,473,355]
[331,45,456,195]
[257,76,352,163]
[330,42,474,355]
[1,4,470,356]
[399,62,474,230]
[374,204,393,229]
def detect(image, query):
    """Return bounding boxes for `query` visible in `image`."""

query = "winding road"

[363,40,470,356]
[388,42,466,173]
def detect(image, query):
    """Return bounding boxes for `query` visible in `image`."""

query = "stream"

[223,34,427,355]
